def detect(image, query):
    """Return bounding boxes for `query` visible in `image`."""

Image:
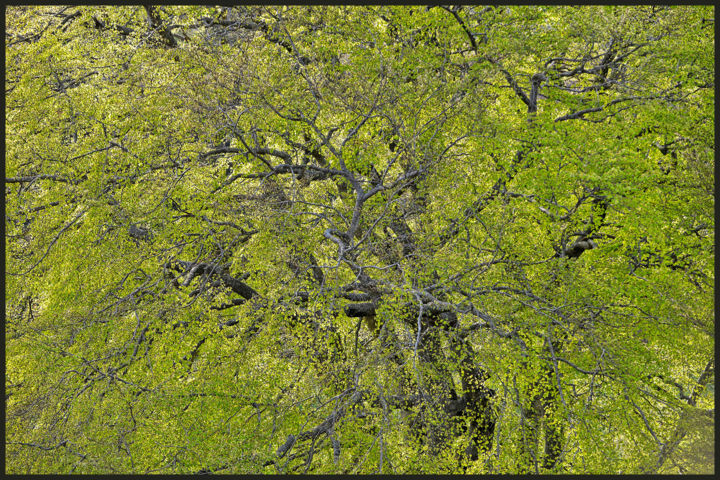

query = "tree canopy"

[5,5,714,474]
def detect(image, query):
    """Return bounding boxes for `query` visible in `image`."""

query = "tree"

[5,5,714,474]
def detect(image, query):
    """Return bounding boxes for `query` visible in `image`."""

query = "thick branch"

[173,260,259,300]
[6,174,79,184]
[144,5,177,47]
[485,57,531,108]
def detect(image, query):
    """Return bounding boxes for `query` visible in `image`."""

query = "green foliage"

[6,5,714,474]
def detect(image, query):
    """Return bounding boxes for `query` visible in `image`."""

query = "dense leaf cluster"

[5,5,714,474]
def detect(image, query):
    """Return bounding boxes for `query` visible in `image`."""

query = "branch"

[437,147,529,249]
[172,260,259,300]
[555,95,655,122]
[8,208,88,276]
[441,6,477,52]
[143,5,177,47]
[344,302,376,317]
[485,57,531,108]
[6,174,80,184]
[7,440,68,451]
[208,13,311,66]
[645,358,715,473]
[200,146,292,164]
[275,390,362,470]
[91,15,134,36]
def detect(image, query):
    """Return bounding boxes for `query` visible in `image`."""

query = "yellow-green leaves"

[6,5,713,475]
